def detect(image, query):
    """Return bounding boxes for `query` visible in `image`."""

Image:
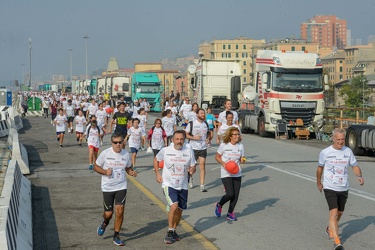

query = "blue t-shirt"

[206,113,216,129]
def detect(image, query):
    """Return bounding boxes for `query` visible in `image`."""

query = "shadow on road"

[340,215,375,244]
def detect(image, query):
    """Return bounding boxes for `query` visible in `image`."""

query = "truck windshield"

[136,84,160,93]
[272,73,323,92]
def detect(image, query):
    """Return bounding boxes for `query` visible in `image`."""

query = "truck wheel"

[257,116,268,137]
[345,127,366,156]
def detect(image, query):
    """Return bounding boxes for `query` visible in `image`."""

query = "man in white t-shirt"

[185,108,211,192]
[316,128,364,250]
[154,130,196,244]
[94,133,137,246]
[217,99,239,126]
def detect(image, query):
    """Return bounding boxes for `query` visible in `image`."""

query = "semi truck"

[188,59,242,112]
[238,50,327,136]
[111,76,131,97]
[345,117,375,155]
[131,72,162,112]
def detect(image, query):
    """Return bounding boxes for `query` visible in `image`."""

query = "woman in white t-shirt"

[161,109,176,145]
[125,118,146,172]
[147,118,167,157]
[217,111,241,144]
[53,108,68,148]
[136,108,147,150]
[186,102,199,122]
[74,110,87,147]
[214,127,246,221]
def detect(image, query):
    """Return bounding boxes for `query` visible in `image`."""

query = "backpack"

[87,125,101,139]
[148,126,167,148]
[188,120,210,141]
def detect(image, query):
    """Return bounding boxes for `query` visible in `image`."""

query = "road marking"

[248,159,375,202]
[127,176,218,250]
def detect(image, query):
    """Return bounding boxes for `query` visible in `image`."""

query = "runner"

[205,107,216,146]
[74,110,86,147]
[217,111,241,144]
[161,109,176,146]
[111,102,132,148]
[53,108,67,148]
[84,119,103,171]
[214,127,245,221]
[217,99,239,126]
[64,99,75,133]
[316,128,364,250]
[153,130,196,244]
[50,100,58,126]
[41,97,50,118]
[147,118,167,162]
[94,133,137,246]
[95,103,108,145]
[186,102,198,123]
[179,97,192,128]
[87,99,98,122]
[185,108,211,192]
[124,118,145,172]
[135,108,147,150]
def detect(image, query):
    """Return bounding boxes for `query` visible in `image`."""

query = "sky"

[0,0,374,85]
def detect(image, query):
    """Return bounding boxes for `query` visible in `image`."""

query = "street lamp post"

[362,78,365,119]
[83,35,89,93]
[29,38,32,89]
[69,49,73,84]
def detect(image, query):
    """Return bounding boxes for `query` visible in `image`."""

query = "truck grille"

[280,108,316,126]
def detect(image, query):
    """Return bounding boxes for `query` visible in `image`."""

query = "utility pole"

[29,38,32,89]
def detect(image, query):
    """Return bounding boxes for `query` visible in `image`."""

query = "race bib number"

[111,168,125,182]
[207,120,212,124]
[332,175,348,187]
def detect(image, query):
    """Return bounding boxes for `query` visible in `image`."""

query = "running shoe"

[172,231,181,241]
[79,144,82,147]
[97,220,107,236]
[214,202,222,217]
[200,185,207,192]
[89,164,93,171]
[325,226,334,241]
[57,137,60,141]
[113,235,125,246]
[334,243,343,250]
[164,230,175,244]
[60,145,63,148]
[226,212,237,221]
[188,176,194,189]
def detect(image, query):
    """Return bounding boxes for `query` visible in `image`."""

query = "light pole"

[29,38,32,89]
[84,35,89,81]
[69,49,73,84]
[362,77,365,119]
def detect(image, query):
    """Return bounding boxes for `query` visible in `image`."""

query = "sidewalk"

[21,116,216,249]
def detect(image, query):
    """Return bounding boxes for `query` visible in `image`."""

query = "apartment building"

[301,15,347,49]
[344,44,375,80]
[321,50,345,83]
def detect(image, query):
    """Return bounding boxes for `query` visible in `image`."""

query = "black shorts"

[67,117,74,123]
[153,149,160,157]
[103,189,127,212]
[114,127,128,138]
[193,149,207,160]
[324,189,348,211]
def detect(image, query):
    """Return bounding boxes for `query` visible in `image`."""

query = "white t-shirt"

[88,103,98,115]
[42,99,49,108]
[186,111,197,122]
[150,127,165,150]
[74,100,81,109]
[218,110,239,125]
[318,145,357,192]
[85,125,102,148]
[131,106,141,118]
[156,145,196,190]
[74,115,86,133]
[96,147,132,192]
[185,120,208,150]
[96,109,107,126]
[127,127,146,149]
[180,103,192,119]
[65,104,75,118]
[136,114,147,128]
[54,115,67,132]
[82,102,89,111]
[162,116,176,136]
[217,142,244,178]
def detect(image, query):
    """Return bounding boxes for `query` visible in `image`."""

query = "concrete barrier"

[0,120,10,138]
[0,160,33,250]
[8,128,29,175]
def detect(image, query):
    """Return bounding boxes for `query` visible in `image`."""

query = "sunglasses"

[112,141,123,144]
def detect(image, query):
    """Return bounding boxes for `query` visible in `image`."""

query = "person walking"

[124,118,145,172]
[205,107,216,146]
[316,128,364,250]
[111,102,132,147]
[94,133,137,246]
[53,108,67,148]
[179,97,191,128]
[214,127,245,221]
[41,96,50,118]
[64,99,75,133]
[185,108,211,192]
[84,119,103,171]
[50,100,58,125]
[147,118,167,160]
[153,130,196,244]
[74,110,86,147]
[217,99,239,127]
[161,109,176,146]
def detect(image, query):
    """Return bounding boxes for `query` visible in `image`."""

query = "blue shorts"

[130,147,138,154]
[163,186,188,210]
[56,131,65,135]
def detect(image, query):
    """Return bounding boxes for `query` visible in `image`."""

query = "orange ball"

[105,107,114,114]
[159,160,164,169]
[224,161,239,174]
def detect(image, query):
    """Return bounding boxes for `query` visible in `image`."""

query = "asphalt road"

[21,113,375,249]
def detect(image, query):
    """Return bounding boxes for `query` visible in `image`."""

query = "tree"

[338,74,371,108]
